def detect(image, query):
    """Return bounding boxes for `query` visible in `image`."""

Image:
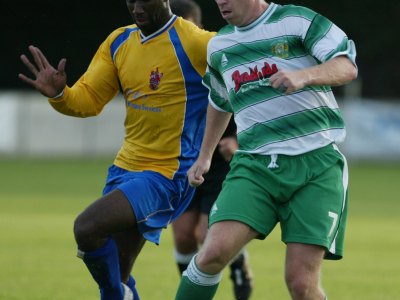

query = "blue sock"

[78,238,124,300]
[127,275,140,300]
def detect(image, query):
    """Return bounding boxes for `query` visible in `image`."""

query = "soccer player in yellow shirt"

[18,0,214,299]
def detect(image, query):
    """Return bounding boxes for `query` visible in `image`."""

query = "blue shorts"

[102,165,195,244]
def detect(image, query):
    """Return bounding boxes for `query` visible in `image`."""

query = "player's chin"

[134,17,149,29]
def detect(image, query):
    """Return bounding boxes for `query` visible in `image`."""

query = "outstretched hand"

[18,45,67,98]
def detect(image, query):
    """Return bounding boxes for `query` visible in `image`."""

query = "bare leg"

[285,243,326,300]
[73,189,142,299]
[194,213,208,244]
[172,210,200,254]
[196,220,258,274]
[74,189,137,251]
[195,214,253,299]
[175,221,258,300]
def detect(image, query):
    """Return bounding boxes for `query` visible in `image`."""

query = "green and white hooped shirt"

[203,2,357,156]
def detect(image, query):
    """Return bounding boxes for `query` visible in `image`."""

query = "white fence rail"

[0,91,125,157]
[1,91,400,161]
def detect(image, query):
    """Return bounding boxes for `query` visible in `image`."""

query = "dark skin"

[18,0,175,284]
[126,0,172,37]
[74,189,146,282]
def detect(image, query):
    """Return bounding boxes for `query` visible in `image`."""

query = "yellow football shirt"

[49,16,214,179]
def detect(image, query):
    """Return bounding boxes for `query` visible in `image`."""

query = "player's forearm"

[302,56,358,87]
[48,86,100,117]
[48,79,118,117]
[198,105,232,160]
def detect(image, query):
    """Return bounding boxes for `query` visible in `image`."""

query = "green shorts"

[209,144,348,260]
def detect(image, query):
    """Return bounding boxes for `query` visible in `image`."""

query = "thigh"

[172,209,200,248]
[194,213,209,244]
[285,242,325,281]
[281,154,348,260]
[209,156,279,239]
[197,220,259,274]
[76,189,138,240]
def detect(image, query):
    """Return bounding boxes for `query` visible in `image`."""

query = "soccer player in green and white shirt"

[175,1,357,300]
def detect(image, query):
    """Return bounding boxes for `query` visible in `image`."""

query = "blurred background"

[1,1,399,299]
[1,0,400,160]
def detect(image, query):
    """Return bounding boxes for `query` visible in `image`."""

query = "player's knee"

[285,271,312,299]
[73,213,96,248]
[196,245,230,273]
[174,229,195,245]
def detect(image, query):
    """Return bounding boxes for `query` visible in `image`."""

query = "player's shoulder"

[106,24,139,44]
[174,17,215,41]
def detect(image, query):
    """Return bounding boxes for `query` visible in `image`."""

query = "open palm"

[18,45,67,98]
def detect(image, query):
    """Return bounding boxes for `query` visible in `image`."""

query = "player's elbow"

[338,63,358,87]
[342,57,358,84]
[347,64,358,82]
[332,56,358,85]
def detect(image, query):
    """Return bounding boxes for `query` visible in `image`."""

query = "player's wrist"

[51,89,65,99]
[198,152,212,164]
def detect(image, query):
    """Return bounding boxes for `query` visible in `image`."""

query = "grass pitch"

[0,158,399,299]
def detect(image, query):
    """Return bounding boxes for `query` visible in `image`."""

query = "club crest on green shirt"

[271,40,289,59]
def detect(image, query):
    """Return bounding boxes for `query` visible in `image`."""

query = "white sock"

[183,255,222,286]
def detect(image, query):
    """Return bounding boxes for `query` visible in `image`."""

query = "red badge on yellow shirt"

[149,67,163,90]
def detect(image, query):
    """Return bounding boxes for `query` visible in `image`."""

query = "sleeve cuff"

[52,89,65,99]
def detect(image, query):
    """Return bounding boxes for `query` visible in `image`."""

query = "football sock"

[175,255,222,300]
[127,275,140,300]
[77,238,124,300]
[174,248,197,275]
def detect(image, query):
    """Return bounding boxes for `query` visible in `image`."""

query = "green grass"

[0,159,399,299]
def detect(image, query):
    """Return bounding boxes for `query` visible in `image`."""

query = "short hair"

[170,0,200,20]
